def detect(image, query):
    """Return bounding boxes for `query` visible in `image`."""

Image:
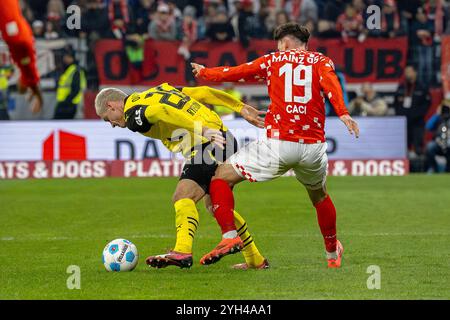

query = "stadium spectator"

[231,0,258,47]
[397,0,422,35]
[20,0,35,23]
[392,65,431,157]
[348,83,388,116]
[129,0,156,35]
[284,0,318,25]
[148,2,177,40]
[54,46,87,119]
[316,0,345,38]
[108,0,130,39]
[44,21,60,40]
[304,18,317,37]
[203,1,221,29]
[31,20,45,39]
[177,5,198,60]
[425,99,450,173]
[251,6,271,39]
[424,0,446,40]
[46,0,65,26]
[336,4,365,43]
[205,6,235,41]
[0,66,13,120]
[363,0,401,38]
[81,0,110,39]
[411,7,434,85]
[274,10,290,29]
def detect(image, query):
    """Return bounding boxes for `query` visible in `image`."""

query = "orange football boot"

[327,240,344,268]
[200,237,243,265]
[232,258,270,270]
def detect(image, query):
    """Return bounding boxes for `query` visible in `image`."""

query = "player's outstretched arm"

[182,86,243,113]
[339,114,360,138]
[181,86,265,128]
[191,56,267,83]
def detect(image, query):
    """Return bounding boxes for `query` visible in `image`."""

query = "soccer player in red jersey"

[0,0,43,113]
[192,22,360,268]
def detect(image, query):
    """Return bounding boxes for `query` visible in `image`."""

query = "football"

[102,239,139,272]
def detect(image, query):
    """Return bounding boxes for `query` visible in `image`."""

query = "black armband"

[125,105,152,133]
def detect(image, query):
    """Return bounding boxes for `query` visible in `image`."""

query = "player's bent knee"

[212,164,242,187]
[306,187,328,205]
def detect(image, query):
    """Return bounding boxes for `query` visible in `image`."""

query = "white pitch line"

[1,232,449,242]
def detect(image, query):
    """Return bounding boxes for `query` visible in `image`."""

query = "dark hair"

[273,22,310,43]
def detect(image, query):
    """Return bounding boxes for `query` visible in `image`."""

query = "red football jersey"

[199,48,349,143]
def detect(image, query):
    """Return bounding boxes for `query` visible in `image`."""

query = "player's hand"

[202,127,225,149]
[191,63,205,78]
[28,85,43,114]
[340,114,359,138]
[240,104,266,129]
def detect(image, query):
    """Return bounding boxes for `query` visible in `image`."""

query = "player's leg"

[203,138,285,265]
[209,163,244,238]
[145,178,204,269]
[293,143,343,268]
[204,195,268,269]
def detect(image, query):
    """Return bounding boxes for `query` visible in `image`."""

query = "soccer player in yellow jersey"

[94,83,269,270]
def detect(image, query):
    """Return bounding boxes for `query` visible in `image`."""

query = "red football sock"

[209,179,237,234]
[314,195,337,253]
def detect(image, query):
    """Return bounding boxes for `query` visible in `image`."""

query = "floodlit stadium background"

[1,0,449,177]
[0,0,450,301]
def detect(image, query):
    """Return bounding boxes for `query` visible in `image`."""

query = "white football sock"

[222,230,238,239]
[326,251,338,260]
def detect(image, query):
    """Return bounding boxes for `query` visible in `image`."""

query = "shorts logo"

[135,109,143,126]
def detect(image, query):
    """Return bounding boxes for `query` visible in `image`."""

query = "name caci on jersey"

[199,48,349,144]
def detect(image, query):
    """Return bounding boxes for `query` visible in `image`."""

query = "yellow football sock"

[173,198,199,254]
[234,210,265,267]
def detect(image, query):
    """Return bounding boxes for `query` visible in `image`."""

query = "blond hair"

[94,88,127,116]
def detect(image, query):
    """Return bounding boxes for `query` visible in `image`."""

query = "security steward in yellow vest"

[0,65,13,120]
[54,47,86,119]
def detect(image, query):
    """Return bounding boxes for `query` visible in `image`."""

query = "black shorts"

[179,130,238,194]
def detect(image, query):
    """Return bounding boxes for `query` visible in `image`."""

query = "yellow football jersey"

[123,83,244,155]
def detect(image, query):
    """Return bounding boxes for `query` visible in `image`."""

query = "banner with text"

[94,38,408,87]
[0,159,408,179]
[0,117,406,161]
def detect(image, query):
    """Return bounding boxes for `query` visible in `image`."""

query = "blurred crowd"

[2,0,450,171]
[19,1,449,69]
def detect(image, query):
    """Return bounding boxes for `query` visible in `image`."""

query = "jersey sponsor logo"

[286,104,307,114]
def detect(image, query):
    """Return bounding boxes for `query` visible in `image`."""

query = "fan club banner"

[0,159,408,179]
[94,37,408,86]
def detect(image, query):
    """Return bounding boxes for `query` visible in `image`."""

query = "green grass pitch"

[0,175,449,299]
